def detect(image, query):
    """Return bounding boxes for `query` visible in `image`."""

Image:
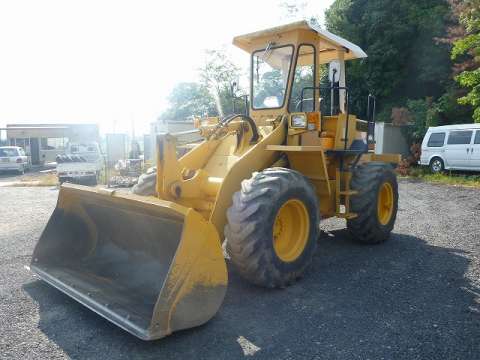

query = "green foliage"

[429,85,473,129]
[456,69,480,122]
[407,166,480,187]
[325,0,453,120]
[450,0,480,122]
[405,99,439,143]
[452,33,480,59]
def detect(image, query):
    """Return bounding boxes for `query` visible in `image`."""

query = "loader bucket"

[30,184,227,340]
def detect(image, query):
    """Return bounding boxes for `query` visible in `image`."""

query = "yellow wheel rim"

[377,182,394,225]
[273,199,310,262]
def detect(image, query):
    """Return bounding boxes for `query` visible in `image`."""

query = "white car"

[419,124,480,173]
[0,146,30,174]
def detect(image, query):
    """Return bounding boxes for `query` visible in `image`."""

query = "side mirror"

[328,60,340,83]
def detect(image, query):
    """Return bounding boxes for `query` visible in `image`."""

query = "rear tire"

[429,157,444,174]
[347,163,398,244]
[225,168,319,288]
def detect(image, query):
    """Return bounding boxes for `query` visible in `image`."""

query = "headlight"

[291,114,307,128]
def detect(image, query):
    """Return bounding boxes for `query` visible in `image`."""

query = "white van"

[420,124,480,173]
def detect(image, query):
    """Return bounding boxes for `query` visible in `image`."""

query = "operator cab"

[233,20,373,151]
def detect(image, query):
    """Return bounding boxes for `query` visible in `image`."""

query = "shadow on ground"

[0,169,24,178]
[24,230,480,359]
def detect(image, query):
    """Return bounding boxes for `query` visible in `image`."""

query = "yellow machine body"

[31,20,400,340]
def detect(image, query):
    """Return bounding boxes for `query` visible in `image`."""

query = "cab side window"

[447,131,473,145]
[427,132,445,147]
[475,131,480,144]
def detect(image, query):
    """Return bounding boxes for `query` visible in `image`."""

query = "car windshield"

[252,45,293,109]
[0,148,19,157]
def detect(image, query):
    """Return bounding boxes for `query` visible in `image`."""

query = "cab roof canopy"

[233,20,367,64]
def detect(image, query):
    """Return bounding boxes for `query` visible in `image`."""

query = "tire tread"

[225,167,319,288]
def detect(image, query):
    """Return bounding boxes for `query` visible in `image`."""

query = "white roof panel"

[233,20,367,61]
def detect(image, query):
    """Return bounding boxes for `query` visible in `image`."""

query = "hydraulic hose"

[221,114,259,143]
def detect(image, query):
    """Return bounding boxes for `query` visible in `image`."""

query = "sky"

[0,0,334,136]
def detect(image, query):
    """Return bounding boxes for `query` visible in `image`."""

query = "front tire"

[225,168,319,288]
[347,163,398,244]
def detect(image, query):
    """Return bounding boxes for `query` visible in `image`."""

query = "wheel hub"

[432,160,441,172]
[377,182,394,225]
[273,199,310,262]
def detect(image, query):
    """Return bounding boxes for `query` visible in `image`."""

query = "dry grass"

[0,173,58,187]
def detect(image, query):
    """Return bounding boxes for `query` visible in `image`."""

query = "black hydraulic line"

[367,94,376,146]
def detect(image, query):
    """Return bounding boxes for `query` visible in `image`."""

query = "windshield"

[0,148,19,157]
[252,45,293,109]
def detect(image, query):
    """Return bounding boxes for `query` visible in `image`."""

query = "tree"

[450,0,480,122]
[325,0,453,120]
[159,82,215,121]
[198,49,244,117]
[160,49,244,120]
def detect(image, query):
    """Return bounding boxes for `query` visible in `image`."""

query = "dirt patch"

[0,173,58,187]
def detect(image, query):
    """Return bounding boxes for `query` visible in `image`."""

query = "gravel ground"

[0,179,479,359]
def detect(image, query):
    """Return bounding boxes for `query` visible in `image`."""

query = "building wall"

[149,120,201,161]
[6,124,99,164]
[105,133,126,166]
[375,122,410,157]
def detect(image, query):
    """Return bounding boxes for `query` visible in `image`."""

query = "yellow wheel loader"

[31,20,400,340]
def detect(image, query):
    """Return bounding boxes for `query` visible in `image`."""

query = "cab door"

[444,130,473,169]
[470,130,480,169]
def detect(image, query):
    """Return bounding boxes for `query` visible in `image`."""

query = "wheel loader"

[30,20,400,340]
